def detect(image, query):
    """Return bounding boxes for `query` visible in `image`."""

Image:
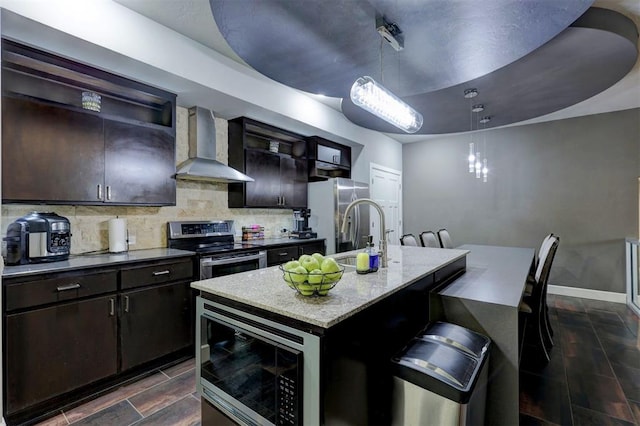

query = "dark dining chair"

[436,228,453,248]
[400,234,419,246]
[419,231,440,248]
[520,235,559,363]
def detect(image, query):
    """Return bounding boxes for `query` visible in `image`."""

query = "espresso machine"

[291,208,317,239]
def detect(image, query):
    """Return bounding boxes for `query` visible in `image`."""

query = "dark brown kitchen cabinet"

[5,295,118,415]
[306,136,352,181]
[299,240,326,256]
[2,255,194,424]
[1,39,177,206]
[228,117,308,208]
[104,120,176,205]
[266,240,326,266]
[120,281,192,371]
[2,97,106,203]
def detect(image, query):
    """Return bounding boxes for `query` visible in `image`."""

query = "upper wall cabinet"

[1,39,177,206]
[228,117,308,208]
[306,136,351,181]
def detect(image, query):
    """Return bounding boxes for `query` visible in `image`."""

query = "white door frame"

[369,162,403,246]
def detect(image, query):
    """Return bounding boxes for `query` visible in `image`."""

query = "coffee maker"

[291,208,317,239]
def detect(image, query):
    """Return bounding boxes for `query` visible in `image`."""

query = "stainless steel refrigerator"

[308,178,369,254]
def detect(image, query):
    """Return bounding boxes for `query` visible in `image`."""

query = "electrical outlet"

[128,234,136,245]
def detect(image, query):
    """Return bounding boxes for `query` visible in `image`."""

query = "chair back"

[400,234,419,246]
[437,229,453,248]
[420,231,440,248]
[535,235,556,283]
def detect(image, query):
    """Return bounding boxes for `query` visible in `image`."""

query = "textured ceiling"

[113,0,640,140]
[210,1,637,134]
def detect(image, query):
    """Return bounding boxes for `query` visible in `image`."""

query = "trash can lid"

[418,322,491,358]
[391,339,488,403]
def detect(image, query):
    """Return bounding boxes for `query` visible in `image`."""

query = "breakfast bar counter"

[433,244,536,426]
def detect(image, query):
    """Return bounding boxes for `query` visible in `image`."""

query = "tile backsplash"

[1,107,292,254]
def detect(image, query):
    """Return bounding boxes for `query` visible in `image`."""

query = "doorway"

[369,163,402,247]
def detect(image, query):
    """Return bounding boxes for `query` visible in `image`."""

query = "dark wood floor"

[520,295,640,425]
[34,359,199,426]
[33,295,638,426]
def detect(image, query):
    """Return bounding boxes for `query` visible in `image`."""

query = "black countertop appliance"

[4,211,71,265]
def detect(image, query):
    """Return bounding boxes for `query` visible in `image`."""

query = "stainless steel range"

[167,220,266,279]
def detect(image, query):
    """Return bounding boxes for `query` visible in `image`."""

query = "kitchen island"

[192,245,468,425]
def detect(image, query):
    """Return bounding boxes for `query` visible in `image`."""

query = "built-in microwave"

[196,298,321,426]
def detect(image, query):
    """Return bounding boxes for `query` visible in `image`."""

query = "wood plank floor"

[520,295,640,425]
[31,295,639,426]
[34,359,199,426]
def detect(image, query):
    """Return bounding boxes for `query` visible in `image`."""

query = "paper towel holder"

[108,217,129,253]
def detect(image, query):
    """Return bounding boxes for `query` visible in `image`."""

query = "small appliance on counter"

[291,208,317,239]
[3,211,71,265]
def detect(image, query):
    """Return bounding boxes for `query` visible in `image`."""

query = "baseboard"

[548,284,626,303]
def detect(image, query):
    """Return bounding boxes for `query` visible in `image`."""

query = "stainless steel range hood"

[175,106,254,183]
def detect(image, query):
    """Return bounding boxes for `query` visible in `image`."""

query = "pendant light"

[479,116,491,182]
[350,17,423,133]
[465,89,478,173]
[350,76,423,133]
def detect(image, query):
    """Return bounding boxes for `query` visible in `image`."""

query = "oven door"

[198,301,304,426]
[200,251,267,280]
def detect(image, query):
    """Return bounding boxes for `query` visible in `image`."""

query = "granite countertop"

[192,245,468,329]
[2,248,195,279]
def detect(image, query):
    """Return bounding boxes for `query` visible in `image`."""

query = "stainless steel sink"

[336,255,358,271]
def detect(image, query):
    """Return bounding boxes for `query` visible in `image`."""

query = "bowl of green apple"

[279,253,345,296]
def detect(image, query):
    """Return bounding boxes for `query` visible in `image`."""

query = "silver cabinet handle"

[124,295,130,313]
[153,270,170,276]
[97,184,103,200]
[56,283,81,292]
[282,196,286,205]
[106,185,112,201]
[109,298,115,316]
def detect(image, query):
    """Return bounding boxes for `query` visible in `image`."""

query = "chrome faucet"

[341,198,388,268]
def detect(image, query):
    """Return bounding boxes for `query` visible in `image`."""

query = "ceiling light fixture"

[350,16,422,133]
[350,76,423,133]
[466,88,478,173]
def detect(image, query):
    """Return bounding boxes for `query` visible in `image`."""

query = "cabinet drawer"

[5,269,118,312]
[266,245,300,266]
[121,258,193,290]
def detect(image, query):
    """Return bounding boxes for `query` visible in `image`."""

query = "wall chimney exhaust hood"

[175,106,254,183]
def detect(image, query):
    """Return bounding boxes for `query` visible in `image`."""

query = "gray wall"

[403,108,640,293]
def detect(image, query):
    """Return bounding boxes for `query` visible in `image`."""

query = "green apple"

[321,257,342,282]
[301,257,320,272]
[298,254,312,264]
[308,269,323,284]
[290,265,308,284]
[296,281,314,296]
[311,252,325,264]
[283,260,301,271]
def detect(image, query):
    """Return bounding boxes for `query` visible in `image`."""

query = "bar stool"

[400,234,419,246]
[419,231,440,248]
[437,229,453,248]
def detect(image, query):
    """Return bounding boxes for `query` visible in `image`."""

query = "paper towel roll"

[108,218,128,253]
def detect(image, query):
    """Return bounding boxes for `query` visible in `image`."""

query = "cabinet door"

[120,281,192,371]
[104,120,176,205]
[2,97,105,203]
[5,295,117,414]
[299,241,326,256]
[244,149,281,207]
[280,157,308,208]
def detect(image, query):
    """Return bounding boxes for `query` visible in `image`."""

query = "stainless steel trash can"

[390,322,491,426]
